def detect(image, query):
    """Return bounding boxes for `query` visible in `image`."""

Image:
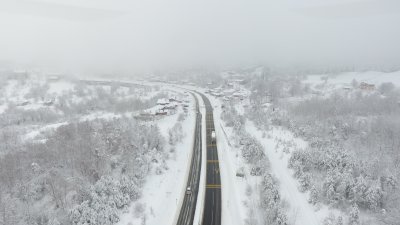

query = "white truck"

[211,131,216,143]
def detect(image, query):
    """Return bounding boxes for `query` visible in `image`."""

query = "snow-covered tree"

[336,216,343,225]
[299,172,311,192]
[348,204,360,225]
[309,185,319,205]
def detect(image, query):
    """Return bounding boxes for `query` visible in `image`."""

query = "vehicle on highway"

[211,131,216,143]
[186,186,192,195]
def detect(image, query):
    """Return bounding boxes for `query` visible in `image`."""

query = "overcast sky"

[0,0,399,74]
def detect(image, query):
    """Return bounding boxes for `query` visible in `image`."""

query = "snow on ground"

[0,103,7,113]
[1,77,77,106]
[23,122,68,142]
[306,71,400,87]
[3,80,19,98]
[117,94,196,225]
[3,80,31,102]
[79,111,120,122]
[245,122,338,225]
[19,103,47,110]
[48,80,75,94]
[22,111,121,143]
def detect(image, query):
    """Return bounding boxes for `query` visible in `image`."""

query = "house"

[359,82,375,91]
[343,86,352,91]
[156,98,169,105]
[17,100,30,106]
[9,70,28,80]
[155,111,167,116]
[162,103,178,111]
[232,92,246,100]
[169,97,182,103]
[222,96,230,102]
[214,92,223,97]
[135,113,155,121]
[42,99,55,106]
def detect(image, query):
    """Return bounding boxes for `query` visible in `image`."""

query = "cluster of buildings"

[342,81,376,92]
[155,97,183,115]
[1,69,63,82]
[359,82,375,91]
[206,74,249,102]
[137,97,187,120]
[16,98,55,107]
[206,87,249,102]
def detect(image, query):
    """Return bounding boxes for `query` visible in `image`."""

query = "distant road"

[176,93,202,225]
[197,92,221,225]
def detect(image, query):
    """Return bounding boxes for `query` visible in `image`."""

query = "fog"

[1,0,399,74]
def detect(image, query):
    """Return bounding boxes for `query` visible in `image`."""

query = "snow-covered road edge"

[171,93,197,225]
[116,85,196,225]
[193,92,207,225]
[214,107,246,225]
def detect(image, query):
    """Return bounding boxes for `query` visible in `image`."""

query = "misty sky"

[0,0,399,73]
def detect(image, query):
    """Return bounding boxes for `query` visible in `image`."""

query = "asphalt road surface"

[176,93,202,225]
[198,92,222,225]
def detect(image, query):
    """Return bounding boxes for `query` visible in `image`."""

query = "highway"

[198,92,221,225]
[176,93,202,225]
[81,80,222,224]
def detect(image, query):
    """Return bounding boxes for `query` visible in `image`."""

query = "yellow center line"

[206,184,221,189]
[207,160,219,163]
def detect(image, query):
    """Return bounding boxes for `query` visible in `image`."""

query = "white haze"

[0,0,399,74]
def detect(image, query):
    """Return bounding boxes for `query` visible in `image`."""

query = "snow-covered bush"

[298,172,312,192]
[177,113,186,122]
[241,137,265,165]
[308,185,319,205]
[0,116,165,225]
[70,176,139,225]
[260,174,288,225]
[169,123,183,145]
[348,204,360,225]
[221,104,245,129]
[221,103,288,224]
[245,75,400,223]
